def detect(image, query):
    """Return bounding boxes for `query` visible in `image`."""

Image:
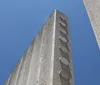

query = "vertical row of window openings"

[58,17,71,85]
[59,17,70,52]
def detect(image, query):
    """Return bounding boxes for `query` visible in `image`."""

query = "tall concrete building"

[4,10,74,85]
[83,0,100,48]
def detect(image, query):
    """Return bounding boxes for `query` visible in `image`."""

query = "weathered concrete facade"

[83,0,100,48]
[4,10,74,85]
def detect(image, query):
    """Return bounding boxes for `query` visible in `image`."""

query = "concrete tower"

[83,0,100,48]
[4,10,74,85]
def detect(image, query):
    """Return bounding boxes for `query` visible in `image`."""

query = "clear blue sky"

[0,0,100,85]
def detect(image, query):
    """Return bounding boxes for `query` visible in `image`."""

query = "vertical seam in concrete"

[26,38,43,85]
[36,44,43,85]
[36,32,45,85]
[5,73,12,85]
[16,57,24,85]
[14,57,23,85]
[51,9,56,85]
[26,47,34,85]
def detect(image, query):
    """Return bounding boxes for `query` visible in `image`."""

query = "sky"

[0,0,100,85]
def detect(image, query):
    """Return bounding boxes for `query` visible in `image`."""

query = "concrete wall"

[53,10,74,85]
[83,0,100,48]
[4,10,74,85]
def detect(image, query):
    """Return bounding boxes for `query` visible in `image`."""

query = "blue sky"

[0,0,100,85]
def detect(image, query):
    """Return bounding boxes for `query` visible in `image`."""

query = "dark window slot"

[60,17,68,27]
[59,48,70,62]
[59,23,68,34]
[60,31,69,42]
[60,75,70,85]
[59,70,72,81]
[59,38,70,52]
[60,76,70,85]
[60,60,70,71]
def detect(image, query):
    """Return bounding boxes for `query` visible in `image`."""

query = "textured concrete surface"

[4,10,74,85]
[83,0,100,48]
